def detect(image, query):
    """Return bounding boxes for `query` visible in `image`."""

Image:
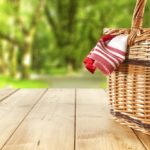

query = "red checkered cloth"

[83,34,128,75]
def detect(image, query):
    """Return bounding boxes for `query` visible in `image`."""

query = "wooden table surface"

[0,88,149,150]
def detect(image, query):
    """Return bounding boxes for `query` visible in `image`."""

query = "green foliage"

[0,75,49,88]
[0,0,150,87]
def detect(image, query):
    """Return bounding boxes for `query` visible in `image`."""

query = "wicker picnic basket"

[106,0,150,135]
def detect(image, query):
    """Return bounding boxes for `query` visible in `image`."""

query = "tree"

[0,0,46,79]
[45,0,78,70]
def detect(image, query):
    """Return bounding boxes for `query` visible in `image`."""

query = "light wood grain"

[0,89,46,149]
[2,89,75,150]
[76,89,146,150]
[0,88,149,150]
[134,131,150,150]
[0,89,18,102]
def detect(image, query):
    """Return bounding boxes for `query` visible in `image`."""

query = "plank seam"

[0,89,20,102]
[74,88,77,150]
[132,129,148,150]
[0,88,48,150]
[0,89,20,103]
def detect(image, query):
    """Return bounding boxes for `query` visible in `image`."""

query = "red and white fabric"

[83,34,128,75]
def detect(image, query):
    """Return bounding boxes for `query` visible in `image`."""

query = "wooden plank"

[76,89,146,150]
[134,131,150,150]
[0,89,46,149]
[0,89,18,102]
[2,89,75,150]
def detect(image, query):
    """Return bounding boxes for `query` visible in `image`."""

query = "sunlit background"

[0,0,150,88]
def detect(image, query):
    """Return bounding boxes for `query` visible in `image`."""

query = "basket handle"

[128,0,147,46]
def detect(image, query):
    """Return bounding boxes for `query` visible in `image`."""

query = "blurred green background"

[0,0,150,88]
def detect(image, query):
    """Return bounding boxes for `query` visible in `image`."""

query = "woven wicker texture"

[106,0,150,135]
